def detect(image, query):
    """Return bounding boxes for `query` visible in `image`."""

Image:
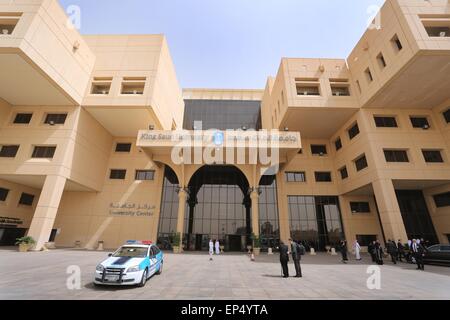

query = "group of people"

[278,239,306,278]
[208,239,221,260]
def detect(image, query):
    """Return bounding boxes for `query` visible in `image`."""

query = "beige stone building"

[0,0,449,252]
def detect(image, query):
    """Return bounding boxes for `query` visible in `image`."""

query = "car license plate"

[105,275,119,281]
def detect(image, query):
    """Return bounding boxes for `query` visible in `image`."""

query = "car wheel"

[156,261,163,275]
[138,268,148,287]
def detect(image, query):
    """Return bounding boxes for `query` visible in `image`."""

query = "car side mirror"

[108,253,113,257]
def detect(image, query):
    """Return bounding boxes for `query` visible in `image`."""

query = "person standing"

[375,240,384,265]
[340,240,349,264]
[209,239,214,261]
[279,241,290,278]
[397,240,404,262]
[368,241,376,263]
[353,240,361,261]
[411,239,425,270]
[289,239,303,278]
[215,239,220,255]
[386,239,397,265]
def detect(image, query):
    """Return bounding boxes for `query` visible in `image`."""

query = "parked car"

[423,244,450,266]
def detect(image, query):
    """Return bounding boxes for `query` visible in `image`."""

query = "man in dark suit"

[411,239,425,270]
[289,239,302,278]
[279,241,290,278]
[397,240,404,262]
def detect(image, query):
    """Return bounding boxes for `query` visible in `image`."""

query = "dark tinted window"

[286,172,306,182]
[135,170,155,181]
[339,167,348,180]
[355,155,368,171]
[422,150,444,163]
[44,114,67,125]
[434,192,450,208]
[410,117,430,129]
[334,138,342,151]
[348,123,360,140]
[14,113,33,124]
[0,187,9,201]
[311,145,327,155]
[19,193,34,206]
[350,202,371,213]
[315,172,332,182]
[374,116,398,128]
[110,169,126,180]
[384,150,409,163]
[0,145,19,158]
[444,109,450,123]
[32,146,56,158]
[356,235,377,246]
[115,143,132,152]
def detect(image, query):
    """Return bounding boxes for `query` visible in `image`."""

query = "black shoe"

[295,275,302,278]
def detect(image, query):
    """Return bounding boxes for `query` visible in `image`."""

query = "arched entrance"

[185,165,252,252]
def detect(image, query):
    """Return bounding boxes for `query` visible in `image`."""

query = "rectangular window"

[44,113,67,125]
[13,113,32,124]
[18,193,34,206]
[0,187,9,201]
[286,172,306,182]
[348,122,360,140]
[32,146,56,159]
[354,155,368,171]
[443,109,450,123]
[121,77,146,95]
[350,202,371,213]
[330,79,350,97]
[135,170,155,181]
[422,150,444,163]
[391,34,403,52]
[365,68,373,83]
[0,12,22,35]
[315,172,332,182]
[339,167,348,180]
[377,52,387,68]
[420,15,450,37]
[0,145,19,158]
[356,235,377,247]
[433,192,450,208]
[110,169,126,180]
[410,117,430,129]
[384,150,409,163]
[335,138,342,151]
[91,77,113,95]
[311,144,327,155]
[295,78,321,96]
[424,26,450,37]
[115,143,132,153]
[374,116,398,128]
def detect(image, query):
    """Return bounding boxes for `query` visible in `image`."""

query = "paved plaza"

[0,248,449,300]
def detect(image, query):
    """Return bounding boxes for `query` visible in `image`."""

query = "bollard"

[268,248,273,255]
[331,248,337,255]
[97,241,104,251]
[310,248,317,255]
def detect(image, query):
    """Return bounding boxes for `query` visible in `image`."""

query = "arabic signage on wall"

[0,217,24,228]
[109,203,156,217]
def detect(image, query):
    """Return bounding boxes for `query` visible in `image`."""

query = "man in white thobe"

[215,240,220,255]
[353,240,361,260]
[209,240,214,261]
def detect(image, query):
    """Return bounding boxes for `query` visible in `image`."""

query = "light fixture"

[319,152,324,157]
[148,125,154,130]
[284,127,289,132]
[49,121,55,126]
[422,124,430,130]
[242,126,247,131]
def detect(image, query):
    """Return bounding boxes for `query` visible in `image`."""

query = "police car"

[94,241,163,287]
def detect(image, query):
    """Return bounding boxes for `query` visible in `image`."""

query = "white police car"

[94,241,163,287]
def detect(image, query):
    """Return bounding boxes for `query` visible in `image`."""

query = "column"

[28,175,67,251]
[176,188,188,250]
[187,197,197,251]
[372,179,408,242]
[250,189,260,237]
[243,195,252,246]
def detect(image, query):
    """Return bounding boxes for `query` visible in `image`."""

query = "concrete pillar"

[250,189,260,236]
[28,175,66,251]
[372,179,408,242]
[176,188,188,249]
[276,172,290,243]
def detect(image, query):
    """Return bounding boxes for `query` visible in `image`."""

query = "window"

[13,113,32,124]
[443,109,450,123]
[410,117,430,129]
[0,145,19,158]
[19,193,34,206]
[334,138,342,151]
[354,155,368,171]
[384,150,409,163]
[110,169,126,180]
[0,187,9,201]
[348,123,360,140]
[286,172,306,182]
[330,79,350,96]
[364,68,373,83]
[32,146,56,159]
[0,12,22,35]
[44,114,67,125]
[339,167,348,180]
[420,16,450,37]
[350,202,371,213]
[91,77,112,95]
[135,170,155,181]
[356,235,377,247]
[377,52,387,68]
[295,78,321,96]
[391,34,403,52]
[311,145,327,155]
[315,172,332,182]
[374,116,398,128]
[422,150,444,163]
[424,26,450,37]
[121,77,146,95]
[115,143,132,153]
[433,192,450,208]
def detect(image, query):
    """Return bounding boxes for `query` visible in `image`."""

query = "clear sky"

[59,0,385,89]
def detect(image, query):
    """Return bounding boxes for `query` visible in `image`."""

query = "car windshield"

[113,246,147,258]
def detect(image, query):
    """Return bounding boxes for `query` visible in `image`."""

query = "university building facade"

[0,0,449,251]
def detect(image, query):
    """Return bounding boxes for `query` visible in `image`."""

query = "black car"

[423,244,450,266]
